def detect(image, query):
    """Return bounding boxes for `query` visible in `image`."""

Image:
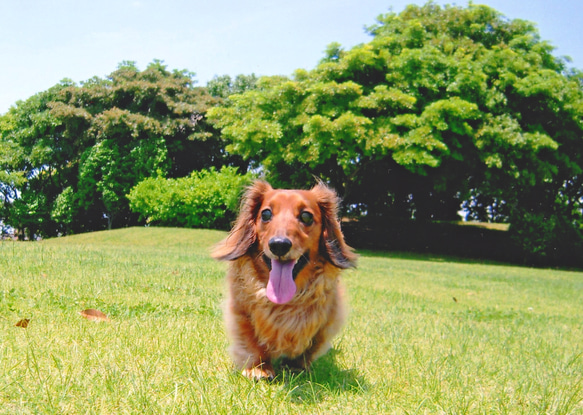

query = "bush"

[127,167,254,230]
[509,210,583,268]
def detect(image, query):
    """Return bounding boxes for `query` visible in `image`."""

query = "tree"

[0,82,73,238]
[208,2,583,265]
[207,74,258,99]
[0,61,229,237]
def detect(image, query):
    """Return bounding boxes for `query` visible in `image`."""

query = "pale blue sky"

[1,0,582,114]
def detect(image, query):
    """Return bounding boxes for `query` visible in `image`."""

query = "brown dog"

[213,181,357,380]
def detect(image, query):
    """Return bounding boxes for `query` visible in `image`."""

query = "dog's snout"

[268,237,292,257]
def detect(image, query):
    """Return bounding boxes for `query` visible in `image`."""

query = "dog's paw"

[281,356,311,373]
[242,366,275,381]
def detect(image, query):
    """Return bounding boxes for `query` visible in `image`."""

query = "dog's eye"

[299,211,314,225]
[261,209,273,222]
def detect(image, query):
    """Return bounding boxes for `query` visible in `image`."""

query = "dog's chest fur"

[228,255,341,358]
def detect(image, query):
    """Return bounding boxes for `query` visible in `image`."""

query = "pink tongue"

[266,259,297,304]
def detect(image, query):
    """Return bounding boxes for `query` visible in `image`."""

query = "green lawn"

[1,227,582,414]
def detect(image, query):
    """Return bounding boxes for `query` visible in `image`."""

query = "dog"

[213,180,357,380]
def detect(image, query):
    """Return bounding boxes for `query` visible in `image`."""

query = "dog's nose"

[268,237,292,257]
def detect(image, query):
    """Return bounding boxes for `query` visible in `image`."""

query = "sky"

[1,0,582,114]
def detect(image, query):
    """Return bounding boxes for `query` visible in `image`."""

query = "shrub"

[509,209,583,268]
[128,167,254,230]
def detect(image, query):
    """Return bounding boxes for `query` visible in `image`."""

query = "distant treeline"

[1,3,582,267]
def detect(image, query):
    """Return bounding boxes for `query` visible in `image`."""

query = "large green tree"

[208,2,583,264]
[0,61,231,237]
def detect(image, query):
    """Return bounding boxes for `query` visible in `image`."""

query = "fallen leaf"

[80,309,109,322]
[15,318,30,328]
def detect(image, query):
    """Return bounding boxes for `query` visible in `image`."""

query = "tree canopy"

[0,61,235,237]
[208,2,583,264]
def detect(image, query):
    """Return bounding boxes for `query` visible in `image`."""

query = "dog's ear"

[312,182,357,269]
[212,180,272,261]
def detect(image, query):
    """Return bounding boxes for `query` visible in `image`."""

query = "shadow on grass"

[273,349,367,405]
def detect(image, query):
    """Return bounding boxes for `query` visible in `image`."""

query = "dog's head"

[213,180,357,303]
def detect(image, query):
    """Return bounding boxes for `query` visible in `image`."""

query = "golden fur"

[213,181,357,380]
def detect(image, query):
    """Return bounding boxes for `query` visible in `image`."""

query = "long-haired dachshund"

[213,180,357,380]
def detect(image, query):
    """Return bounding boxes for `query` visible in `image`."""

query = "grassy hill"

[1,227,582,413]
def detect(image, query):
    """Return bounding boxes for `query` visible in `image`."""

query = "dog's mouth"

[262,252,309,304]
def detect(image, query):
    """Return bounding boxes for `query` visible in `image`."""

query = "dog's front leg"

[282,330,330,372]
[226,308,275,380]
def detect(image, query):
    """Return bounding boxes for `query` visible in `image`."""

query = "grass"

[0,227,582,414]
